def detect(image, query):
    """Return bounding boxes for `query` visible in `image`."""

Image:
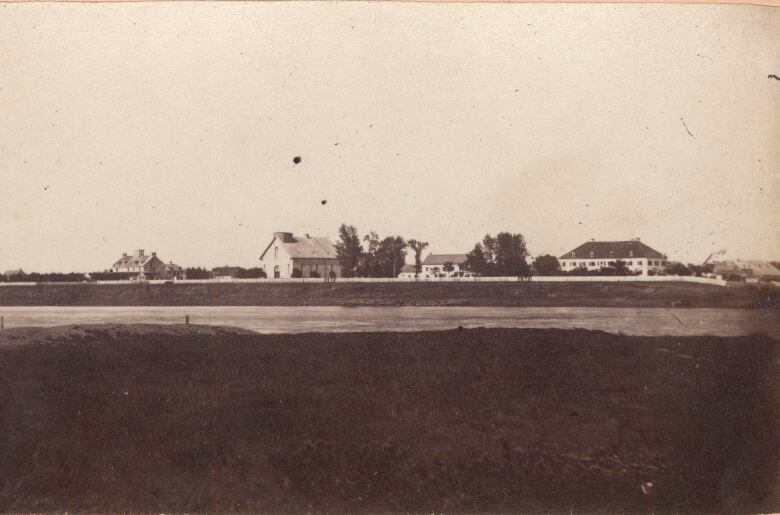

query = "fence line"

[0,276,729,287]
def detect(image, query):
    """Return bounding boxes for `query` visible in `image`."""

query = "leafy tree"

[468,233,529,277]
[609,260,631,276]
[335,224,363,278]
[376,236,407,277]
[464,243,489,276]
[184,267,212,279]
[407,239,429,276]
[664,262,691,276]
[360,231,381,277]
[239,267,267,279]
[532,255,561,276]
[443,261,455,274]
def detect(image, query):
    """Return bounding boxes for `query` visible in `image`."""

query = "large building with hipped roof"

[558,239,667,275]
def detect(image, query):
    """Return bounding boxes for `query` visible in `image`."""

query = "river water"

[0,306,777,337]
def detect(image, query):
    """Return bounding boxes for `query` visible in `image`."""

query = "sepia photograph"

[0,1,778,512]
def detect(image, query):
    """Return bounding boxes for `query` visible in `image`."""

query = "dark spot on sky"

[769,74,780,81]
[293,156,301,165]
[321,200,327,205]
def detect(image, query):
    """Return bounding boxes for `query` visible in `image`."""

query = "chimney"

[136,249,145,257]
[122,252,128,258]
[151,252,156,257]
[305,233,310,239]
[274,232,293,243]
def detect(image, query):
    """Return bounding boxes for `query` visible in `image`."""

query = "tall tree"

[407,239,429,276]
[466,233,529,277]
[360,231,381,277]
[532,255,560,276]
[376,236,407,277]
[335,224,363,278]
[464,243,488,276]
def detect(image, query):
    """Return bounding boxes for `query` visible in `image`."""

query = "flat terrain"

[0,280,776,308]
[0,325,777,513]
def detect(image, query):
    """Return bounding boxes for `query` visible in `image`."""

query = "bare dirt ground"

[0,324,777,513]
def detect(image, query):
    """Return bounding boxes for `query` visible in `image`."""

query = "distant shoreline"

[0,281,775,309]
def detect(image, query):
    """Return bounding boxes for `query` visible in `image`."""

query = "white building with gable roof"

[259,232,342,279]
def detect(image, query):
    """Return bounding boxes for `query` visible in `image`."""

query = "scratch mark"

[680,118,695,139]
[769,74,780,81]
[665,308,684,327]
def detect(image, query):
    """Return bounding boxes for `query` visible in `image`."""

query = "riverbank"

[0,325,777,512]
[0,280,775,308]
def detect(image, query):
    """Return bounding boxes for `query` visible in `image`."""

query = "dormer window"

[629,250,634,257]
[609,251,614,258]
[571,252,575,258]
[590,251,595,258]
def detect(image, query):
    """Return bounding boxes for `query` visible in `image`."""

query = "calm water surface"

[0,306,777,337]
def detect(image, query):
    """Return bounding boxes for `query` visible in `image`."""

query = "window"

[274,247,278,260]
[589,261,595,266]
[571,252,576,258]
[590,251,595,258]
[629,251,634,257]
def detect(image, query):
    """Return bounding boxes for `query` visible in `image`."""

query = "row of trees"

[0,272,87,283]
[464,233,531,277]
[336,224,415,278]
[336,227,535,279]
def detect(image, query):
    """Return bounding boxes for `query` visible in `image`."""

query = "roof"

[422,254,468,266]
[559,240,666,260]
[260,233,339,261]
[112,254,154,268]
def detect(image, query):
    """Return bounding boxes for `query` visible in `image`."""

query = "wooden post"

[185,314,189,325]
[1,315,3,330]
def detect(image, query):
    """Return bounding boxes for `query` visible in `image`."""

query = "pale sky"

[0,2,778,272]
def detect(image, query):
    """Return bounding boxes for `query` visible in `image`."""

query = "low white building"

[259,232,342,279]
[397,264,417,279]
[421,254,470,278]
[558,239,667,275]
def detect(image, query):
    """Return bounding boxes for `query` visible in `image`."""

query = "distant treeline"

[0,272,87,283]
[0,267,269,282]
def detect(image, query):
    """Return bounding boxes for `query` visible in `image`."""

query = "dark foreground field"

[0,280,777,308]
[0,325,778,513]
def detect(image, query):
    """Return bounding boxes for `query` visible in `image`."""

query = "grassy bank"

[0,325,777,512]
[0,280,776,308]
